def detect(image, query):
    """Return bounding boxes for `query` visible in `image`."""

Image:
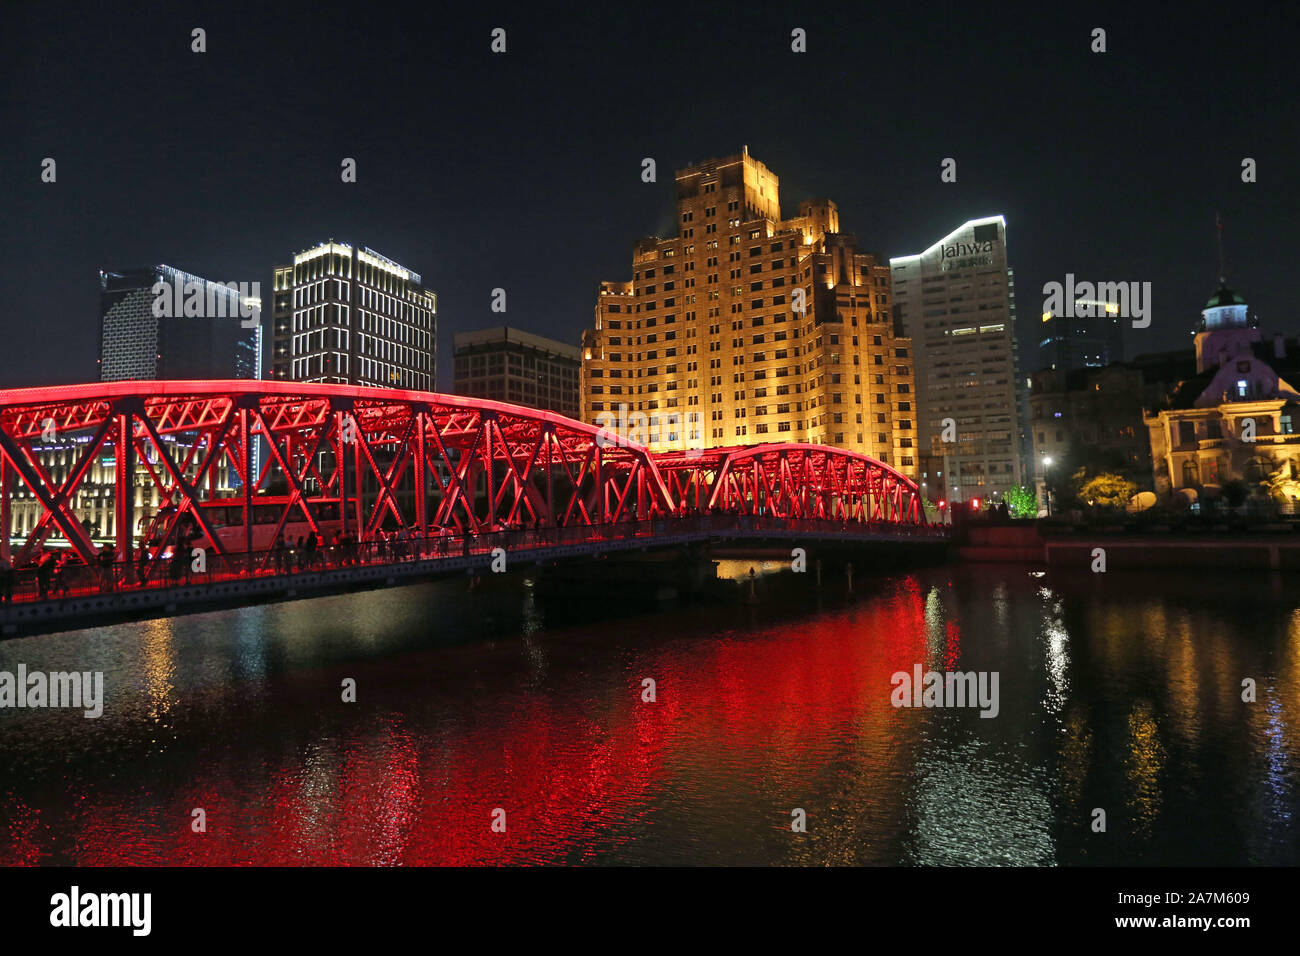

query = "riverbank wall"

[956,522,1300,571]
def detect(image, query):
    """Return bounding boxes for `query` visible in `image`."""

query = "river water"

[1,561,1296,865]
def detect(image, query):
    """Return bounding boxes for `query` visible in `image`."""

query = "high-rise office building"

[890,217,1025,503]
[269,264,293,383]
[1038,300,1124,371]
[48,265,261,549]
[579,148,917,477]
[453,326,581,418]
[270,242,436,389]
[99,265,262,382]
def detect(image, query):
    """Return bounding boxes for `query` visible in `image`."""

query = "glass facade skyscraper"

[1037,303,1124,371]
[98,265,262,382]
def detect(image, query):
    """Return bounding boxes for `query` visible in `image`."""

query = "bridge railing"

[0,514,949,608]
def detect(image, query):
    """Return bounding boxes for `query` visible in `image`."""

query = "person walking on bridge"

[97,545,116,593]
[54,553,72,597]
[169,545,186,587]
[36,552,56,600]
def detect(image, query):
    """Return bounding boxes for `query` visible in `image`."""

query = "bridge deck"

[1,381,928,573]
[0,515,950,635]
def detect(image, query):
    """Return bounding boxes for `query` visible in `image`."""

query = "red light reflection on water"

[3,579,932,865]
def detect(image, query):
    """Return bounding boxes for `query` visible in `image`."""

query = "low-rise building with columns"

[1145,282,1300,504]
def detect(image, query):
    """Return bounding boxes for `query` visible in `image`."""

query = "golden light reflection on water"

[1125,701,1164,837]
[714,559,788,579]
[1283,609,1300,703]
[1161,610,1203,751]
[924,587,945,654]
[1059,709,1092,813]
[139,618,177,723]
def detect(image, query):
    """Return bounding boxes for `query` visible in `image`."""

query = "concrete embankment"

[957,523,1300,571]
[957,525,1047,565]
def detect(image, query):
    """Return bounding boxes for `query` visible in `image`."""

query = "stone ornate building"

[1145,282,1300,504]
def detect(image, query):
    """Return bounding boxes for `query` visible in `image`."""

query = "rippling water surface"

[1,564,1296,865]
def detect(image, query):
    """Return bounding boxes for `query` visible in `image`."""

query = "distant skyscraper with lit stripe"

[99,265,261,382]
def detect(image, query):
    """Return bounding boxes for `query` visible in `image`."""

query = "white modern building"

[270,242,436,389]
[891,216,1027,504]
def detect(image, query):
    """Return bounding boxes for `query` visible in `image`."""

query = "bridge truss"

[0,381,924,565]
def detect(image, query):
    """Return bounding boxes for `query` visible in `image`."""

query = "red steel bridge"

[0,381,942,622]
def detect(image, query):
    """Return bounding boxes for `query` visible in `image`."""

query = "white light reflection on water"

[908,738,1056,865]
[1037,585,1070,715]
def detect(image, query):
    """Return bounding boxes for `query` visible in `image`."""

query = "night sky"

[2,1,1295,390]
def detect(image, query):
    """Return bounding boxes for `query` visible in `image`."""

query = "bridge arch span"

[652,442,922,524]
[0,381,924,566]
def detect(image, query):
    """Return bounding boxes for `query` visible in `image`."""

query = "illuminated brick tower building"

[579,148,917,479]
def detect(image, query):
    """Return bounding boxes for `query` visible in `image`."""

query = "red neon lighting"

[0,381,926,566]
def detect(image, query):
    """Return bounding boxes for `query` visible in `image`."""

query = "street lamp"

[1042,456,1054,516]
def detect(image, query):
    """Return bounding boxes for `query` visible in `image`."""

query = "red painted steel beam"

[0,382,926,564]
